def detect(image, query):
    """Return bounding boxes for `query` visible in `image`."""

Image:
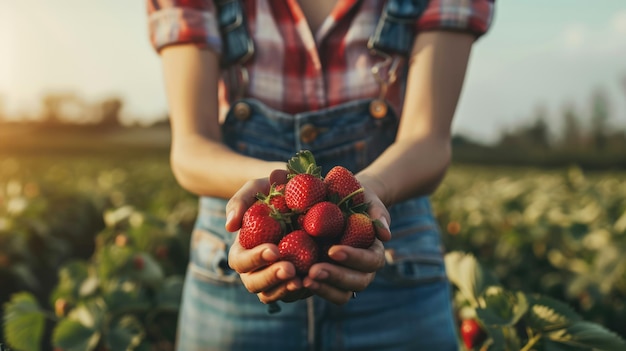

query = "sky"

[1,0,625,143]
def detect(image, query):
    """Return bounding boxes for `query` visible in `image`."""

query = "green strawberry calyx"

[287,150,322,178]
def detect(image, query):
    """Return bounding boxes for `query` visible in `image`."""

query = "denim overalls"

[176,1,459,350]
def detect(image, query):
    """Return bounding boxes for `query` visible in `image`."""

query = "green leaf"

[543,340,589,351]
[548,321,626,351]
[483,325,521,351]
[103,288,149,313]
[286,150,321,177]
[525,294,582,332]
[2,292,45,351]
[50,260,90,305]
[475,287,528,327]
[105,315,145,351]
[52,319,100,351]
[444,251,499,306]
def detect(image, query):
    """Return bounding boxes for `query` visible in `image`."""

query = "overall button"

[300,124,319,144]
[233,102,251,121]
[369,99,388,119]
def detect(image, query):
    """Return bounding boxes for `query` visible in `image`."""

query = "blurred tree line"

[454,78,626,169]
[0,81,625,168]
[0,92,125,128]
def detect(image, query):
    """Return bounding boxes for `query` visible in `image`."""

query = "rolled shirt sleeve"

[417,0,496,38]
[147,0,222,54]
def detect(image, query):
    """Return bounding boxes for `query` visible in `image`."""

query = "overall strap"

[214,0,254,67]
[368,0,429,57]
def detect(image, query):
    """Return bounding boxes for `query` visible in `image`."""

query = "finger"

[306,263,373,293]
[256,282,291,304]
[228,238,280,273]
[256,280,307,304]
[239,261,296,293]
[367,202,391,242]
[326,239,386,272]
[269,169,288,186]
[302,277,354,305]
[225,178,270,232]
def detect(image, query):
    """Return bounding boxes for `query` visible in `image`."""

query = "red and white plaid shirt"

[147,0,494,116]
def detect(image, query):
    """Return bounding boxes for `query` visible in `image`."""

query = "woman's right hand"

[226,169,312,304]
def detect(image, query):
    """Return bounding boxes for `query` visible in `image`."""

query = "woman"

[147,0,495,349]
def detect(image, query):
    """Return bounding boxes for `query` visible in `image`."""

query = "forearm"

[170,136,285,199]
[162,45,283,199]
[358,31,474,206]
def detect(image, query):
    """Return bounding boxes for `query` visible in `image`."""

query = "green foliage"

[2,293,45,351]
[3,154,626,351]
[446,251,626,351]
[435,165,626,339]
[1,155,193,350]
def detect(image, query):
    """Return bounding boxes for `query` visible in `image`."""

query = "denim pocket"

[375,198,448,286]
[188,228,240,286]
[377,229,447,286]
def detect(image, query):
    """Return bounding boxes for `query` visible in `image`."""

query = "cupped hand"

[303,239,385,305]
[226,169,310,304]
[302,179,390,305]
[226,168,392,305]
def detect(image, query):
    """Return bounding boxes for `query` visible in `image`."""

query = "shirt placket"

[290,2,326,111]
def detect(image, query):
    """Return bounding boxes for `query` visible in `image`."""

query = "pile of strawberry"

[238,150,378,276]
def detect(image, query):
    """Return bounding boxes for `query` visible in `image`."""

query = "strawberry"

[270,184,290,213]
[239,202,285,249]
[460,319,486,350]
[324,166,365,206]
[285,173,326,212]
[278,230,318,275]
[302,201,344,237]
[257,183,291,214]
[338,213,376,249]
[132,255,145,270]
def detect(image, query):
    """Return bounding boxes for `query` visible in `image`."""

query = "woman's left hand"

[302,182,390,305]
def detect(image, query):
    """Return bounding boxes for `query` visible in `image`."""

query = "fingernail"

[226,211,234,225]
[315,269,329,280]
[329,250,347,262]
[380,217,390,232]
[303,279,319,290]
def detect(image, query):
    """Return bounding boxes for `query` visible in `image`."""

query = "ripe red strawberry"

[460,319,486,349]
[338,213,375,249]
[257,183,291,214]
[270,184,290,213]
[278,230,318,275]
[324,166,365,205]
[285,174,326,212]
[132,255,145,270]
[302,201,344,237]
[239,202,284,249]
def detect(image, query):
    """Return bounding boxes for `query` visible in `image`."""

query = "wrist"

[355,172,392,207]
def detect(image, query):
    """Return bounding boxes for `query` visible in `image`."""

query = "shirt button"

[233,102,251,121]
[369,99,388,119]
[300,123,319,144]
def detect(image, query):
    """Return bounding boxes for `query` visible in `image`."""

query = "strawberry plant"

[445,251,626,350]
[3,205,189,351]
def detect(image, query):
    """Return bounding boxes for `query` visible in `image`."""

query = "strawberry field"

[1,152,626,350]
